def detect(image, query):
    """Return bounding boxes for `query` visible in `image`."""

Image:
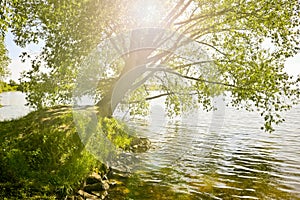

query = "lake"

[1,92,300,199]
[0,92,32,121]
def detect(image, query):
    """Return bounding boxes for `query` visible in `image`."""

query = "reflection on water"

[1,92,300,199]
[0,92,32,121]
[109,104,300,199]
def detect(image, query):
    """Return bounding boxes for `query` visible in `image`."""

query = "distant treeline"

[0,80,22,93]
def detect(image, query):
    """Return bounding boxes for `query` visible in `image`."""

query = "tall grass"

[0,106,132,198]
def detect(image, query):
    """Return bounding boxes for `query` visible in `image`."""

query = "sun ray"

[129,0,164,27]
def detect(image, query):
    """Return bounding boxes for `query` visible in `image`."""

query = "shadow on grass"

[0,106,107,199]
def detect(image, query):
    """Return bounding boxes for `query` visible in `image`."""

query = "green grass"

[0,106,133,199]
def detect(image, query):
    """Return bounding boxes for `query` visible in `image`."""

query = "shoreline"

[0,106,151,199]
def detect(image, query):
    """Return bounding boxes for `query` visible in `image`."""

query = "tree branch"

[195,41,227,56]
[163,0,193,28]
[172,60,215,70]
[179,8,233,25]
[155,68,240,88]
[123,91,199,104]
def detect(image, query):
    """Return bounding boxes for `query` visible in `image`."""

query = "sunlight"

[129,0,163,27]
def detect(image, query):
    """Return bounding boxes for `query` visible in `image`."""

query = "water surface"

[0,92,32,121]
[1,92,299,199]
[109,103,300,199]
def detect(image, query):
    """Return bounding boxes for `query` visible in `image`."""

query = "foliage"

[0,80,21,93]
[0,106,135,198]
[0,36,10,83]
[100,117,133,149]
[2,0,300,131]
[0,0,12,93]
[0,0,10,82]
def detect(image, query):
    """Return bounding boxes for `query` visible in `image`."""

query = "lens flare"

[129,0,163,27]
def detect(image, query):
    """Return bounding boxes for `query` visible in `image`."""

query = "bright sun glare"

[130,0,163,27]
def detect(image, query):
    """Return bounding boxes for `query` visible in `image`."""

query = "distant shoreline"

[0,80,22,94]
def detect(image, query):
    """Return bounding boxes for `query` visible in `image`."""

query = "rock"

[108,179,124,187]
[98,164,110,177]
[111,166,131,176]
[107,166,113,178]
[130,137,151,153]
[65,195,84,200]
[76,169,111,199]
[102,174,108,181]
[83,182,110,193]
[86,172,102,184]
[109,170,131,179]
[91,191,108,199]
[102,181,110,191]
[130,137,150,146]
[78,190,98,199]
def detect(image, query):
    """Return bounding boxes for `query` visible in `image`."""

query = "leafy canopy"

[0,36,10,83]
[2,0,300,132]
[0,0,11,80]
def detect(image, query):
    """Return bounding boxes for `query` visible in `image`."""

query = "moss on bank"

[0,106,136,199]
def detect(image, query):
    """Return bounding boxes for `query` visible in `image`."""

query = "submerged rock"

[130,137,151,153]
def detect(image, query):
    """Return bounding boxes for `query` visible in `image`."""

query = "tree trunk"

[96,29,158,117]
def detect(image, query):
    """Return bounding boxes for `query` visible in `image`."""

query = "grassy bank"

[0,81,20,93]
[0,106,135,199]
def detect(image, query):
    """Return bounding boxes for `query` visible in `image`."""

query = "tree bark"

[95,29,158,117]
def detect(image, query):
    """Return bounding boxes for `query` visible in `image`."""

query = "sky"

[4,31,300,82]
[4,31,43,82]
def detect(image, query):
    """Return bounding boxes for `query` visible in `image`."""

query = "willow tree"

[0,1,10,91]
[0,37,9,82]
[3,0,300,131]
[0,2,10,83]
